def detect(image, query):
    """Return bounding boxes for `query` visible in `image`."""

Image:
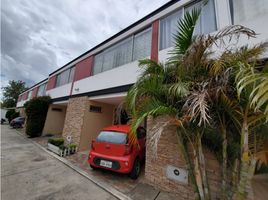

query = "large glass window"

[160,0,217,50]
[37,83,47,96]
[160,9,183,50]
[93,27,152,75]
[55,67,75,87]
[28,90,32,100]
[133,28,152,60]
[229,0,268,26]
[185,0,216,35]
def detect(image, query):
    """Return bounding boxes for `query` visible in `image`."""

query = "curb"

[15,130,132,200]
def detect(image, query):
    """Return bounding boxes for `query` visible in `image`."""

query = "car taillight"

[124,144,132,155]
[91,140,95,150]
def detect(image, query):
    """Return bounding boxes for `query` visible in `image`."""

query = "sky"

[1,0,169,97]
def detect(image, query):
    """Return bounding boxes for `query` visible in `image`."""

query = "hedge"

[25,96,51,137]
[5,109,20,123]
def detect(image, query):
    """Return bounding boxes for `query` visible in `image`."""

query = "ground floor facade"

[17,89,268,198]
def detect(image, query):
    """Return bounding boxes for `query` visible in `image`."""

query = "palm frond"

[183,87,211,126]
[168,8,201,64]
[168,81,189,98]
[236,63,268,121]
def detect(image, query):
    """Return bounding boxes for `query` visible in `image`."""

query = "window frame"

[55,66,75,88]
[92,26,152,75]
[159,0,217,51]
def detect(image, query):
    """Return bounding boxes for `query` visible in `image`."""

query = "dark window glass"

[96,131,127,144]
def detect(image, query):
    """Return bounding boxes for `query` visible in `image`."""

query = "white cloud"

[1,0,169,98]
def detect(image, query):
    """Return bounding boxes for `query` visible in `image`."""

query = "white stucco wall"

[46,83,72,99]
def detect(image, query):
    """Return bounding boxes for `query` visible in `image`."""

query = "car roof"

[102,125,131,134]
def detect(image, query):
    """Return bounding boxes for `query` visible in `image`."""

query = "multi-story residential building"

[16,0,268,197]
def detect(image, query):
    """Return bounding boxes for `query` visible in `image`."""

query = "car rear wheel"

[129,158,140,180]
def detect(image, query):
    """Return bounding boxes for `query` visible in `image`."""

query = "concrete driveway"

[1,125,117,200]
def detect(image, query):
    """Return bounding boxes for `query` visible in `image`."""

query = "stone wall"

[145,116,221,199]
[62,96,88,148]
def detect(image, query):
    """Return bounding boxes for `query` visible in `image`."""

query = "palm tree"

[125,4,268,200]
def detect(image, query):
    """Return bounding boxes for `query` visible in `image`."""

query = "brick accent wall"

[145,116,221,199]
[62,96,88,148]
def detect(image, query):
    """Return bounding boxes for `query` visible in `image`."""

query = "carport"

[42,101,68,136]
[78,92,128,151]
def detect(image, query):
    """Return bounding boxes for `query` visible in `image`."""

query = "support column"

[62,96,88,148]
[150,20,159,61]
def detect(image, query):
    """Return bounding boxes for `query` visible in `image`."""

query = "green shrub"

[48,138,64,147]
[5,109,16,123]
[25,96,51,137]
[68,144,77,149]
[11,112,20,121]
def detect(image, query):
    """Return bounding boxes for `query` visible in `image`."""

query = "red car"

[88,125,146,179]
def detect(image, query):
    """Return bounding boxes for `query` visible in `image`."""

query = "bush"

[25,96,51,137]
[5,109,16,123]
[48,138,64,147]
[11,112,20,121]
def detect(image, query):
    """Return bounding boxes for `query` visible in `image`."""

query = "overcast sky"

[1,0,169,97]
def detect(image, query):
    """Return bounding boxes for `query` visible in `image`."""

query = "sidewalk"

[16,129,178,200]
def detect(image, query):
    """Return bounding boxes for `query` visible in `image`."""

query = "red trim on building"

[74,56,93,81]
[150,20,159,61]
[46,75,57,91]
[69,56,94,95]
[32,87,38,98]
[24,92,29,100]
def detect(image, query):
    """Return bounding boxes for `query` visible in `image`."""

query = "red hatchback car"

[88,125,146,179]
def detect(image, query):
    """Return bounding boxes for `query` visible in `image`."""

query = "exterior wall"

[74,56,93,81]
[46,75,57,91]
[72,61,140,95]
[32,87,38,98]
[79,101,115,151]
[145,116,221,200]
[46,83,72,99]
[62,96,88,147]
[42,104,67,135]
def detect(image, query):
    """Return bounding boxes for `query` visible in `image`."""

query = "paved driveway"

[1,125,117,200]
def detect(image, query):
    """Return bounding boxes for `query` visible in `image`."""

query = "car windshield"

[96,131,127,144]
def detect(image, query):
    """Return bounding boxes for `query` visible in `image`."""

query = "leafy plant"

[48,138,64,147]
[25,96,51,137]
[5,109,16,123]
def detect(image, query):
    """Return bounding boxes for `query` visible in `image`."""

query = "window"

[160,0,217,50]
[93,27,152,75]
[89,105,102,113]
[229,0,268,26]
[55,67,75,87]
[185,0,216,35]
[160,9,183,50]
[37,83,47,96]
[28,90,32,100]
[96,131,127,144]
[133,28,152,60]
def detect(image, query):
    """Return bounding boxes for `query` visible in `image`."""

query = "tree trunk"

[221,125,228,199]
[193,147,205,200]
[176,130,200,200]
[197,135,211,200]
[234,120,250,200]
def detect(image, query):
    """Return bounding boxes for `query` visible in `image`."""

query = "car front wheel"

[129,158,140,180]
